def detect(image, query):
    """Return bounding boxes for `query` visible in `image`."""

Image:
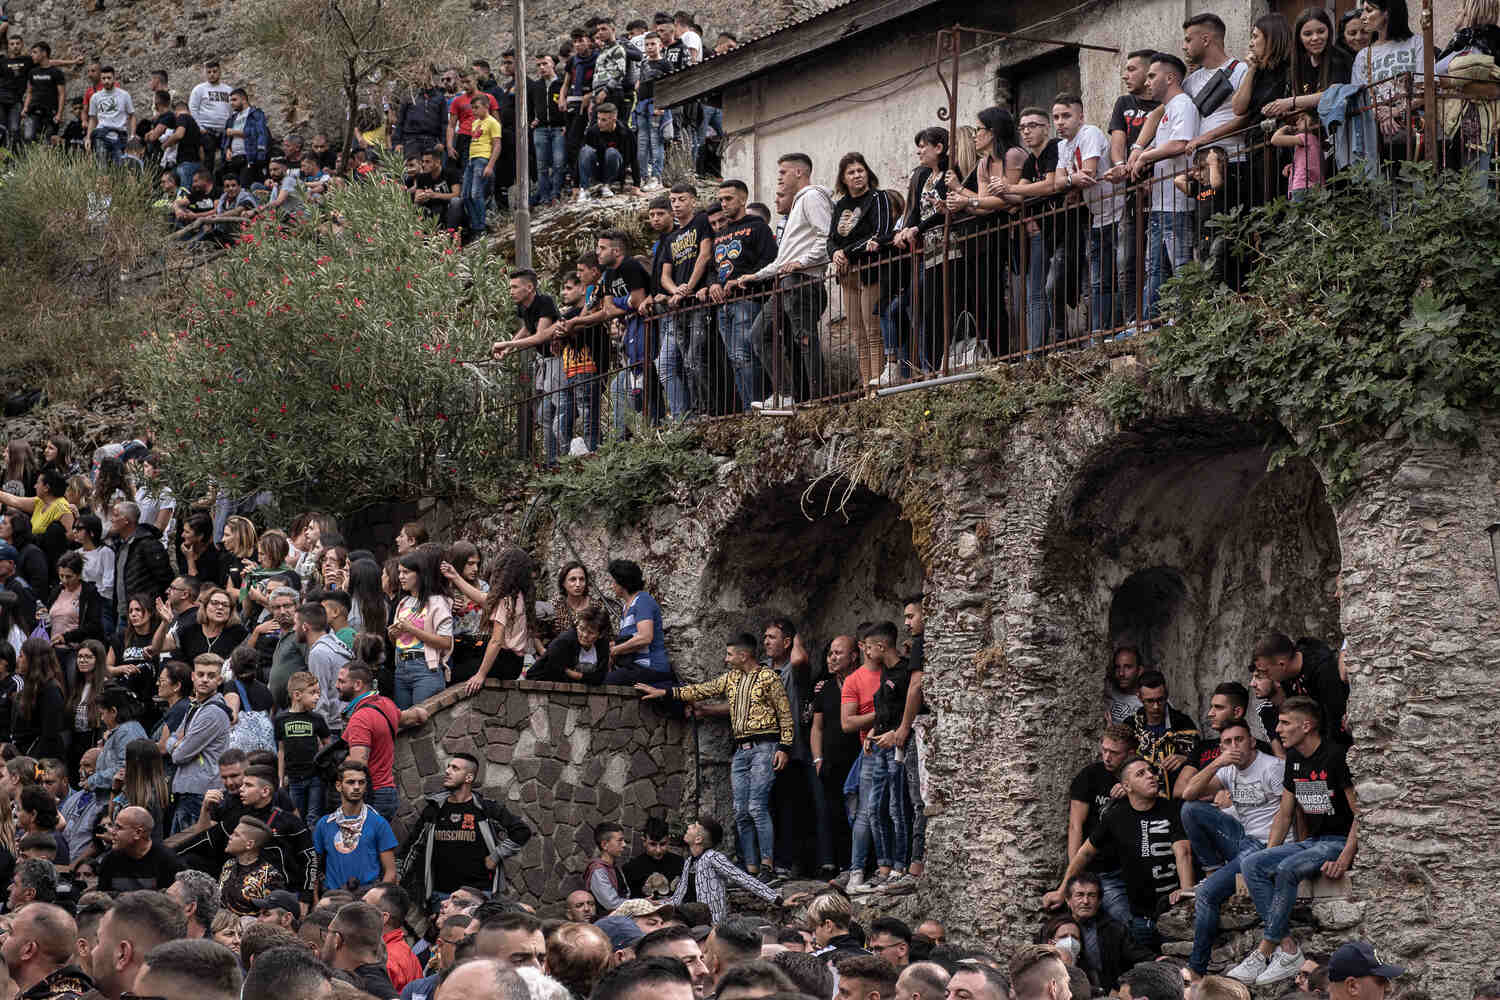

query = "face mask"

[1054,935,1081,960]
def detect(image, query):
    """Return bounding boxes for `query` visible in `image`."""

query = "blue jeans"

[1241,835,1349,942]
[702,105,723,142]
[580,145,623,188]
[1183,801,1266,973]
[394,655,444,709]
[462,157,491,232]
[369,785,398,823]
[171,793,204,834]
[287,775,325,825]
[1087,224,1117,332]
[91,127,126,164]
[658,309,709,417]
[850,745,906,871]
[560,370,603,452]
[1099,870,1134,927]
[731,741,776,866]
[1116,207,1141,327]
[532,126,566,204]
[1025,231,1051,352]
[1144,210,1194,320]
[633,107,670,180]
[717,299,761,412]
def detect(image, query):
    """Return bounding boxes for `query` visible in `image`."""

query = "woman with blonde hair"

[221,515,258,602]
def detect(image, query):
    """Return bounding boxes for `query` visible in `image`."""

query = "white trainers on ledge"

[1255,948,1305,986]
[1225,950,1269,984]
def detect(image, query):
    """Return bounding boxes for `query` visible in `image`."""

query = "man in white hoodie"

[745,152,832,410]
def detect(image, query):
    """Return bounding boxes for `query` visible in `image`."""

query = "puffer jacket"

[111,523,172,607]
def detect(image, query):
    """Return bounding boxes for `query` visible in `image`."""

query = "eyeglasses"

[207,600,232,609]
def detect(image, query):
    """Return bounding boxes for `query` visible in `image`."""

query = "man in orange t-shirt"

[839,628,890,894]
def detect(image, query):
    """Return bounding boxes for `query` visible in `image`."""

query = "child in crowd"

[1273,111,1325,202]
[277,671,331,824]
[633,34,674,189]
[1176,145,1227,281]
[218,816,286,915]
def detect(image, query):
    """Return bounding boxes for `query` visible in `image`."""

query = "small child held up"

[1272,111,1324,202]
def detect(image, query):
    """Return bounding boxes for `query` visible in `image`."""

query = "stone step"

[1234,873,1351,899]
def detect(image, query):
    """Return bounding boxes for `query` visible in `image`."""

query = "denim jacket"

[221,106,270,163]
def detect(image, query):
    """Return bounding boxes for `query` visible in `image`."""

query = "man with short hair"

[1128,53,1198,322]
[1181,12,1252,198]
[9,857,57,910]
[866,917,911,970]
[1009,944,1072,1000]
[1066,723,1135,926]
[1180,718,1285,982]
[804,892,861,959]
[1324,941,1401,1000]
[1252,632,1350,746]
[362,883,422,990]
[336,661,404,820]
[704,918,766,988]
[577,101,639,199]
[1,32,35,147]
[412,146,465,230]
[701,178,777,412]
[1228,698,1359,988]
[189,59,233,176]
[210,174,256,244]
[639,634,792,879]
[1102,52,1160,331]
[622,816,685,898]
[637,925,712,999]
[320,901,397,998]
[547,922,611,1000]
[45,757,102,867]
[218,815,287,915]
[743,152,832,409]
[655,183,715,419]
[164,655,233,833]
[946,964,1008,1000]
[97,805,186,891]
[90,889,188,1000]
[134,939,241,1000]
[1174,681,1264,796]
[242,945,335,999]
[402,752,530,906]
[896,962,949,1000]
[1050,92,1119,335]
[474,911,546,971]
[1116,960,1183,1000]
[84,66,135,164]
[314,761,397,894]
[1128,669,1199,793]
[810,632,860,872]
[836,954,899,1000]
[1044,757,1193,949]
[583,821,630,911]
[20,41,67,145]
[434,957,528,1000]
[219,86,269,187]
[168,870,220,937]
[110,500,173,618]
[1052,872,1150,993]
[2,903,94,998]
[176,764,316,899]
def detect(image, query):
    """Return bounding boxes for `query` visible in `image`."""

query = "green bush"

[126,169,523,517]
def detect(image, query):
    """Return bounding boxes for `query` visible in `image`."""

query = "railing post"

[1421,0,1438,166]
[1134,183,1145,331]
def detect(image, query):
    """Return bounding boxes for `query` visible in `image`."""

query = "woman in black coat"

[528,605,612,685]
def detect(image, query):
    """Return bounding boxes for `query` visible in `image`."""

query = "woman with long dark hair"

[828,151,900,390]
[1265,7,1354,121]
[152,659,193,742]
[945,106,1026,349]
[178,511,226,587]
[345,557,389,635]
[463,545,536,695]
[88,685,148,793]
[544,561,606,646]
[388,549,454,708]
[604,558,673,686]
[67,638,109,778]
[440,541,488,688]
[1354,0,1427,160]
[40,435,74,477]
[0,640,19,745]
[1338,8,1370,60]
[70,513,116,635]
[114,738,171,842]
[14,637,68,759]
[91,457,132,518]
[892,127,962,373]
[2,441,36,497]
[108,593,161,711]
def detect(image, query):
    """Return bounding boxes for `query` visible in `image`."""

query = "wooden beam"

[654,0,942,106]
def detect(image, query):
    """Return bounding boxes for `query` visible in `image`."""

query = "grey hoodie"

[167,693,231,795]
[307,631,354,733]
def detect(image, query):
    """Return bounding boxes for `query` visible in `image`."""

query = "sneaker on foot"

[1225,950,1269,985]
[843,871,865,893]
[575,190,591,204]
[850,874,885,896]
[876,361,900,387]
[882,872,917,894]
[1255,948,1305,986]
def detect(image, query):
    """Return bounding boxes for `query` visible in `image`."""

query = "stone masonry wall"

[392,677,699,906]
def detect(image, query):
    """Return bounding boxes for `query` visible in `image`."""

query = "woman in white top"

[1352,0,1427,156]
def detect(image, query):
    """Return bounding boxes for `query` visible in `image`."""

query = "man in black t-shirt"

[703,179,778,412]
[656,184,715,418]
[161,99,206,188]
[810,633,860,871]
[0,33,34,145]
[1229,697,1358,989]
[96,806,186,891]
[491,269,564,462]
[400,753,530,904]
[1253,632,1351,746]
[1065,724,1135,927]
[1104,49,1161,331]
[22,42,67,144]
[411,148,463,229]
[621,816,685,896]
[1045,756,1191,949]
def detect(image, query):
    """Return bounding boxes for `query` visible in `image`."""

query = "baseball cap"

[0,542,17,562]
[595,915,645,952]
[1328,941,1405,981]
[253,890,303,915]
[610,898,675,920]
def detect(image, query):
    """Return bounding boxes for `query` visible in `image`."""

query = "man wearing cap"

[1327,941,1402,999]
[0,541,39,633]
[594,914,646,968]
[611,899,674,937]
[398,752,531,909]
[253,889,303,930]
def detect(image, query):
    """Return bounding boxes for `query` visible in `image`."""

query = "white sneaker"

[875,361,900,387]
[575,190,591,204]
[845,872,867,894]
[1225,950,1269,985]
[1255,948,1305,986]
[850,873,886,896]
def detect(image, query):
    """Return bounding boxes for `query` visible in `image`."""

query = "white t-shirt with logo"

[1057,123,1117,227]
[87,87,135,131]
[1215,750,1286,843]
[1184,59,1250,160]
[1153,92,1201,213]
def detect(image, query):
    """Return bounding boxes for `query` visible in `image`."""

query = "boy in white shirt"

[1129,53,1200,321]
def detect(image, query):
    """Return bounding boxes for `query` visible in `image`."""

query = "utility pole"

[512,0,532,267]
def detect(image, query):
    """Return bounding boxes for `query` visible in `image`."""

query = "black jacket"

[396,86,448,145]
[528,628,610,685]
[112,523,173,606]
[1077,914,1154,991]
[400,791,531,899]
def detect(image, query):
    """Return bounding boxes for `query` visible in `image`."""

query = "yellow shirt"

[470,116,501,161]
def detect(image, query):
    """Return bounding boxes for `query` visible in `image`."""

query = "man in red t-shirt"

[446,71,479,162]
[337,661,420,822]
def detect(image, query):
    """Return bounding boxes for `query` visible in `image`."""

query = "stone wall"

[391,677,709,905]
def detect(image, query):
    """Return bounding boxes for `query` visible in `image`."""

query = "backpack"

[227,680,276,753]
[313,699,397,787]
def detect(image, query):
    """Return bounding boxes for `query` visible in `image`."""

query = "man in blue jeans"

[337,662,404,823]
[1180,719,1286,982]
[1129,53,1200,322]
[165,655,233,834]
[640,632,793,881]
[705,179,778,410]
[1228,697,1359,988]
[85,66,135,164]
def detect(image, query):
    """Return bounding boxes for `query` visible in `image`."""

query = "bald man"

[0,902,93,997]
[436,958,528,1000]
[97,806,186,892]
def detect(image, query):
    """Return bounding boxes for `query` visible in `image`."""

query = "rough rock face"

[393,678,701,904]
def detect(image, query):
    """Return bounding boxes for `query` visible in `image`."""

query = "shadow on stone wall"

[393,678,701,905]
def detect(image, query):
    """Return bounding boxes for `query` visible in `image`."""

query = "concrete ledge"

[1235,874,1352,899]
[407,676,646,719]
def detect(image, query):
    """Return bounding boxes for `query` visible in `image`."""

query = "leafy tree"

[1154,165,1500,497]
[127,170,522,517]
